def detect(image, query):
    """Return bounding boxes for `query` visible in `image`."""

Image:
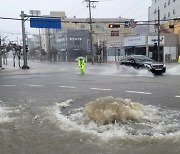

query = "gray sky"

[0,0,151,42]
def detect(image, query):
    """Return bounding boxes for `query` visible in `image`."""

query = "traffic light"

[154,43,157,50]
[109,24,120,28]
[26,45,28,52]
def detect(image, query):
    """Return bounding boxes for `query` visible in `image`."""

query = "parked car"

[119,55,166,74]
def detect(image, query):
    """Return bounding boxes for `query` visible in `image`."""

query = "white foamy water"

[0,101,22,123]
[166,65,180,75]
[48,97,180,142]
[0,105,15,123]
[86,64,153,77]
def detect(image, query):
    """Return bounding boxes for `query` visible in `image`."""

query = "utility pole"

[85,0,99,64]
[21,11,29,69]
[157,7,160,62]
[0,36,2,68]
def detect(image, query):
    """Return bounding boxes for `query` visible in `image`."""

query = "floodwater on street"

[1,96,180,154]
[1,61,180,153]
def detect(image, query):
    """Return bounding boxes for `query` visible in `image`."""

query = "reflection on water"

[53,97,180,142]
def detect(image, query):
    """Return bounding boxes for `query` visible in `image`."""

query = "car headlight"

[163,64,166,67]
[144,64,151,68]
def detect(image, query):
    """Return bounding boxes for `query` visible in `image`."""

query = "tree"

[94,42,103,64]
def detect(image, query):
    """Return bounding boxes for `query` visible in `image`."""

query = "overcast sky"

[0,0,151,42]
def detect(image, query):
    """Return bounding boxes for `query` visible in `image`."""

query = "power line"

[0,16,21,21]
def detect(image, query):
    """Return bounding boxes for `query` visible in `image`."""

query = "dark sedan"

[119,55,166,74]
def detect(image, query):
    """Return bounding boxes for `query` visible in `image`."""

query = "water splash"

[50,97,180,141]
[166,65,180,75]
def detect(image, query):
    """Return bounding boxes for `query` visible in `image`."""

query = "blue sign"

[30,17,61,29]
[124,21,130,28]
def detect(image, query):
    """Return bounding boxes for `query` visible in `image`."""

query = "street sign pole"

[21,11,29,69]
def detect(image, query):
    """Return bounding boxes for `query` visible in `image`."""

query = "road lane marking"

[59,86,76,89]
[90,88,111,91]
[175,96,180,98]
[0,85,16,87]
[28,85,43,87]
[126,91,152,95]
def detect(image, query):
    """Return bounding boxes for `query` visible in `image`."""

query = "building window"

[164,3,166,8]
[96,25,100,29]
[81,25,85,29]
[164,14,166,20]
[173,9,176,15]
[168,0,170,5]
[154,9,157,14]
[168,12,170,17]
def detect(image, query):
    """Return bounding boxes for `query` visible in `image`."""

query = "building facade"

[149,0,180,33]
[52,29,90,62]
[40,11,134,62]
[124,34,178,62]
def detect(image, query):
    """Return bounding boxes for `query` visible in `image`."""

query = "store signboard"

[148,36,165,45]
[124,36,146,47]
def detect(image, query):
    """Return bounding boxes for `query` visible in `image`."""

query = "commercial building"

[124,34,178,62]
[52,29,90,62]
[40,11,134,62]
[149,0,180,33]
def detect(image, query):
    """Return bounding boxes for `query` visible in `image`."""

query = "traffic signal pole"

[157,8,160,62]
[0,37,2,68]
[21,11,29,69]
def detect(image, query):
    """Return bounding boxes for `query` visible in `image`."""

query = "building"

[124,34,178,62]
[149,0,180,33]
[52,29,90,62]
[40,11,134,62]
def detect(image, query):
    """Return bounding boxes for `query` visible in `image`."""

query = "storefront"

[124,34,178,62]
[124,36,147,56]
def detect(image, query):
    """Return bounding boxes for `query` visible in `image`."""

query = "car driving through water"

[119,55,166,75]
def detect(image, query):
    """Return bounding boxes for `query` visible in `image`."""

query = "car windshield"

[134,55,152,62]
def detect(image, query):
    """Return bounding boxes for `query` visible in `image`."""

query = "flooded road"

[0,61,180,154]
[1,97,180,154]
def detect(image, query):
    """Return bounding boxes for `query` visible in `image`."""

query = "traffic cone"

[178,56,180,64]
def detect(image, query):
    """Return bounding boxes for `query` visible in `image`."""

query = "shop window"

[168,12,170,17]
[81,25,85,29]
[173,9,176,15]
[168,0,170,5]
[164,3,166,8]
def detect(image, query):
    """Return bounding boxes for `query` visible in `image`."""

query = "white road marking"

[175,96,180,98]
[126,90,152,95]
[0,85,16,87]
[90,88,111,91]
[59,86,76,89]
[28,85,43,87]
